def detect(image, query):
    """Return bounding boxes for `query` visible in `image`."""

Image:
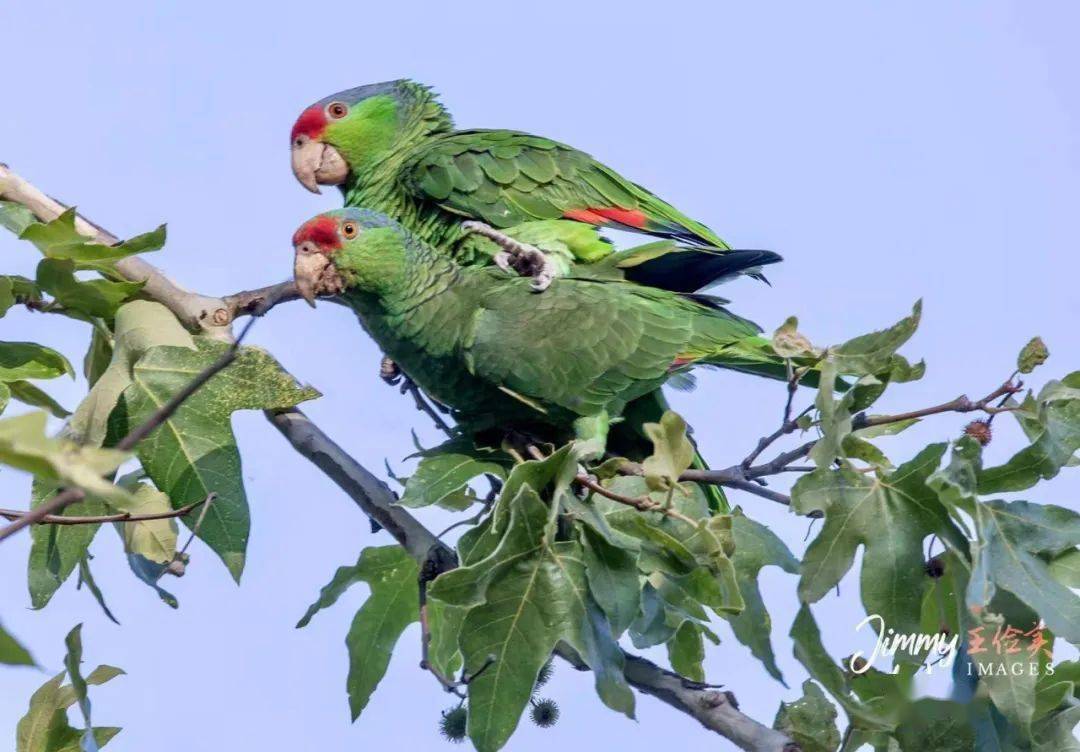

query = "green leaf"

[831,300,922,376]
[427,598,466,680]
[772,316,820,358]
[340,547,419,720]
[979,373,1080,493]
[793,444,966,636]
[929,436,982,518]
[0,200,37,235]
[1048,548,1080,589]
[0,341,74,381]
[15,635,123,752]
[0,412,132,504]
[62,625,96,752]
[809,359,852,467]
[20,208,165,265]
[894,699,975,752]
[573,599,635,719]
[790,605,892,732]
[967,500,1080,643]
[82,324,112,388]
[69,300,194,447]
[36,259,143,319]
[1017,337,1049,374]
[642,411,694,493]
[0,620,35,666]
[0,276,14,317]
[579,525,640,636]
[772,680,841,752]
[724,510,799,684]
[398,439,507,510]
[1032,705,1080,751]
[448,488,581,752]
[28,477,108,609]
[78,557,120,624]
[668,620,706,681]
[7,381,71,418]
[112,339,319,580]
[0,381,9,414]
[111,482,177,564]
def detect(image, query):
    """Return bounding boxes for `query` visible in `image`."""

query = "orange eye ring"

[341,221,359,239]
[327,101,348,119]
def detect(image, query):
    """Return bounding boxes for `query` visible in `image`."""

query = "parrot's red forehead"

[293,216,341,251]
[291,106,328,142]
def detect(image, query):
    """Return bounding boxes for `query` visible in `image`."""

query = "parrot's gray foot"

[462,221,556,292]
[380,356,403,386]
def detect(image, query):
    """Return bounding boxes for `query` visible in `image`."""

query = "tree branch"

[0,497,207,526]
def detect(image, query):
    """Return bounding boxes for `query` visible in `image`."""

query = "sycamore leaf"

[1017,337,1049,375]
[642,411,694,493]
[19,208,165,266]
[573,599,635,719]
[668,620,707,681]
[0,620,35,666]
[77,557,119,624]
[967,500,1080,643]
[830,300,922,376]
[579,525,640,636]
[0,381,8,414]
[1031,705,1080,751]
[894,699,975,752]
[427,598,466,680]
[112,482,177,564]
[793,444,967,637]
[69,300,194,447]
[0,276,14,317]
[340,547,419,720]
[0,200,36,235]
[7,381,71,418]
[0,341,74,381]
[0,412,132,504]
[979,372,1080,493]
[458,491,590,752]
[110,339,319,580]
[929,436,982,520]
[28,477,109,610]
[61,625,97,752]
[1048,548,1080,589]
[35,259,143,319]
[15,633,123,752]
[790,605,892,732]
[772,680,841,752]
[810,360,852,467]
[82,324,112,388]
[398,439,508,511]
[724,510,799,684]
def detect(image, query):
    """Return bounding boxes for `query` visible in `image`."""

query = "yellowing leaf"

[642,411,693,493]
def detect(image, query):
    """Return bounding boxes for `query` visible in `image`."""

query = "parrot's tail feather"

[624,248,783,293]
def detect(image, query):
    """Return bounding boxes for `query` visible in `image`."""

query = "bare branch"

[852,378,1023,430]
[0,497,207,526]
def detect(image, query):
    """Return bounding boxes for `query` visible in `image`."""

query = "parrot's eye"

[327,102,349,120]
[341,221,359,239]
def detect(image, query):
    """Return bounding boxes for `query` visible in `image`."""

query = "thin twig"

[0,498,206,526]
[852,378,1023,430]
[0,319,257,543]
[574,473,700,525]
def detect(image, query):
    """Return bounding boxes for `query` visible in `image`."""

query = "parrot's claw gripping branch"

[462,220,557,291]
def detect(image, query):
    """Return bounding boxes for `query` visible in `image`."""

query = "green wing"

[400,130,729,249]
[463,279,757,415]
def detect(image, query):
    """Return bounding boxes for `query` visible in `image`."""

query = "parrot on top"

[292,208,811,459]
[290,80,778,292]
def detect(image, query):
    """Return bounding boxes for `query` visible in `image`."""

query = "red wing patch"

[564,207,649,229]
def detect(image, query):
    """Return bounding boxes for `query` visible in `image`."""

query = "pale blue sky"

[2,2,1078,750]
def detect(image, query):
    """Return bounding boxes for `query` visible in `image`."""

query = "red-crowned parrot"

[290,80,778,293]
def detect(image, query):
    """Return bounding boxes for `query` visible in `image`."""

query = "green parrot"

[292,210,806,480]
[290,79,777,292]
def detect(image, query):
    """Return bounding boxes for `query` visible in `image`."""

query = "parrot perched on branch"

[292,209,809,464]
[290,80,777,292]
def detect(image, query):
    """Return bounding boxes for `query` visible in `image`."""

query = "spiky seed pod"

[925,557,946,579]
[964,419,992,446]
[530,698,560,728]
[439,706,468,743]
[534,660,554,689]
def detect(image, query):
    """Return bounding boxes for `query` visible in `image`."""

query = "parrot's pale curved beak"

[291,138,348,194]
[293,244,333,307]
